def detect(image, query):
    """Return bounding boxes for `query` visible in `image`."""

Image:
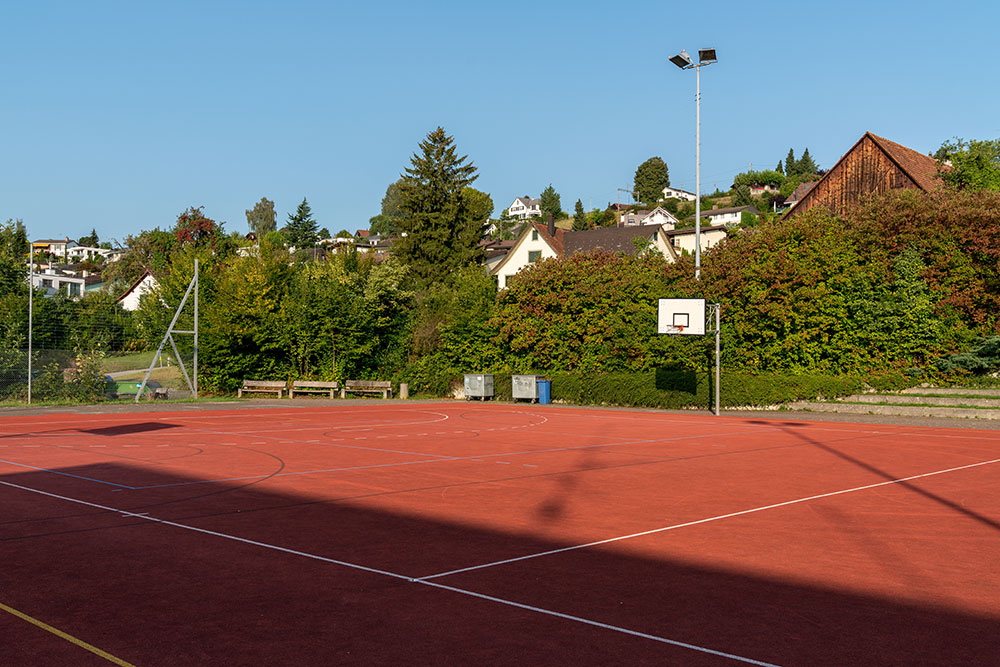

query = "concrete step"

[788,401,1000,420]
[844,394,1000,408]
[899,387,1000,398]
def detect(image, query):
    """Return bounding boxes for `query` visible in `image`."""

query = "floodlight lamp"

[698,48,717,64]
[670,50,693,69]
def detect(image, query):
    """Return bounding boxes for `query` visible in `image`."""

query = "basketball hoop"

[667,325,686,334]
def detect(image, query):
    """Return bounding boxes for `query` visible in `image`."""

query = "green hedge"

[401,365,910,409]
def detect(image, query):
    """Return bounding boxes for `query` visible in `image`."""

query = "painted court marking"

[0,480,779,667]
[0,601,135,666]
[416,456,1000,581]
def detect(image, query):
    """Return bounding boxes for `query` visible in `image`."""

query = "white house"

[29,268,105,299]
[506,197,542,220]
[32,238,78,260]
[661,186,697,202]
[66,245,113,262]
[619,206,680,228]
[490,222,562,289]
[694,205,759,228]
[116,271,159,311]
[490,221,728,288]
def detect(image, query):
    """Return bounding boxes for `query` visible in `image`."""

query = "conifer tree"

[540,184,561,220]
[573,199,587,230]
[797,148,818,175]
[394,127,483,286]
[775,161,784,175]
[285,198,319,248]
[785,148,797,176]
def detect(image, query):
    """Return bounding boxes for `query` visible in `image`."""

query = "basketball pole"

[712,303,721,416]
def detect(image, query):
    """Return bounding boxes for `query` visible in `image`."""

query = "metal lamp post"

[670,48,717,280]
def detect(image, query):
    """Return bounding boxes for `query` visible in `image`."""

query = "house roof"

[116,270,154,303]
[867,132,941,191]
[563,225,660,256]
[33,238,74,245]
[663,186,695,195]
[513,197,540,207]
[788,181,817,203]
[531,222,564,255]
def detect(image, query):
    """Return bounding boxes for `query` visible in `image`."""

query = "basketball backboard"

[657,298,706,335]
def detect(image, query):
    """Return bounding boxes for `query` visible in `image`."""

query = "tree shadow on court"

[1,462,998,667]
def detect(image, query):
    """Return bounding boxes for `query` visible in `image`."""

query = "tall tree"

[539,184,561,219]
[369,180,404,236]
[286,198,319,248]
[79,228,99,247]
[0,219,29,294]
[246,197,276,238]
[633,156,671,206]
[573,199,588,230]
[775,161,784,175]
[785,148,797,176]
[394,127,483,285]
[797,148,818,175]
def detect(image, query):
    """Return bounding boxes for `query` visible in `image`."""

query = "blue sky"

[3,0,998,243]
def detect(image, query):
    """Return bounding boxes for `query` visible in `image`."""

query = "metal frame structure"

[658,298,722,416]
[135,260,199,402]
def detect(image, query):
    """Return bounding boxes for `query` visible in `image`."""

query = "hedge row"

[405,367,918,409]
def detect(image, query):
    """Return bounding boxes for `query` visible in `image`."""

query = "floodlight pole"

[27,253,33,405]
[711,303,721,416]
[671,49,716,281]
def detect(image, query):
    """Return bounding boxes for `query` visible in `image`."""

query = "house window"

[531,230,538,241]
[652,231,657,241]
[68,283,81,297]
[528,250,541,263]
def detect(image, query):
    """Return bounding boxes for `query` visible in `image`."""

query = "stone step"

[899,387,1000,398]
[844,394,1000,408]
[788,401,1000,420]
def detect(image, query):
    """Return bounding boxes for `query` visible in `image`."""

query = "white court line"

[0,480,780,667]
[417,457,1000,581]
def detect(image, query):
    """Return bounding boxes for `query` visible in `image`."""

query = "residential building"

[30,268,104,299]
[661,186,697,202]
[32,237,77,259]
[693,205,759,227]
[490,220,728,289]
[782,181,818,211]
[506,196,542,220]
[620,206,680,228]
[785,132,944,218]
[117,271,159,311]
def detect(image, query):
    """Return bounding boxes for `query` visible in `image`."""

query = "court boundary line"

[0,600,136,666]
[416,456,1000,581]
[0,479,781,667]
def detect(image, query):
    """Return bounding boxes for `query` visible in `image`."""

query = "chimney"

[547,215,555,237]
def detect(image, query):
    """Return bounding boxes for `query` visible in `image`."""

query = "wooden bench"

[341,380,392,399]
[238,380,286,398]
[290,380,340,398]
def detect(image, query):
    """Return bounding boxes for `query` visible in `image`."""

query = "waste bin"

[536,378,551,405]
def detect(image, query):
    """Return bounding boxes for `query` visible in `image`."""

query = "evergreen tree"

[540,184,561,220]
[246,197,277,238]
[633,156,671,205]
[573,199,587,230]
[318,227,331,239]
[79,228,99,247]
[775,161,784,175]
[785,148,797,176]
[797,148,818,175]
[285,198,319,248]
[394,126,483,286]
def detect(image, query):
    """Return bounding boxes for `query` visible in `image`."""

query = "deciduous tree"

[245,197,276,238]
[935,137,1000,191]
[633,157,671,206]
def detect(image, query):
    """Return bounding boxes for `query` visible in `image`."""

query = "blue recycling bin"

[536,378,551,405]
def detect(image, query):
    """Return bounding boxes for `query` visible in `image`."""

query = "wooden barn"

[785,132,944,217]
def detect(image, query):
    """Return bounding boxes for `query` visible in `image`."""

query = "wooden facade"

[786,132,941,218]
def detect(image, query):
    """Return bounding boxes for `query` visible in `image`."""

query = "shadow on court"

[1,462,997,667]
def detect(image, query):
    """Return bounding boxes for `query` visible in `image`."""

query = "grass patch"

[102,351,176,373]
[112,366,188,391]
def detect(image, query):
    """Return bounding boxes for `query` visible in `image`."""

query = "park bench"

[238,380,286,398]
[341,380,392,399]
[290,380,340,398]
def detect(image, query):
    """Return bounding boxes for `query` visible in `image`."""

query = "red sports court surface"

[1,403,998,666]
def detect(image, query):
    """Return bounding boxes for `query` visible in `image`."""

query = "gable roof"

[787,181,817,203]
[693,205,758,219]
[867,132,941,191]
[785,132,946,219]
[512,196,540,207]
[563,225,660,256]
